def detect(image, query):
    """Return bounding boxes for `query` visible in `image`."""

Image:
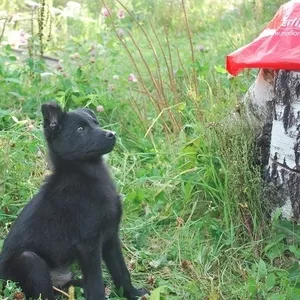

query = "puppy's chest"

[77,187,122,234]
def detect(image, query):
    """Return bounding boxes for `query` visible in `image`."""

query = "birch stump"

[241,69,300,221]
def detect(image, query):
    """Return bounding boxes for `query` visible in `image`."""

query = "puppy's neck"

[48,151,108,179]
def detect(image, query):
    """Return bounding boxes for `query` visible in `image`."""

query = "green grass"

[2,0,300,299]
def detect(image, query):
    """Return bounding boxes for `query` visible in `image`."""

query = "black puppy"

[0,102,148,300]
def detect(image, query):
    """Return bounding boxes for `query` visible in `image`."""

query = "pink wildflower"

[195,45,205,52]
[96,105,104,112]
[101,7,110,17]
[7,30,29,49]
[117,28,125,38]
[128,73,138,82]
[117,9,125,19]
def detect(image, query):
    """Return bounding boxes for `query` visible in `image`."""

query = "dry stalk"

[116,0,164,91]
[163,25,178,103]
[53,286,69,298]
[116,1,182,132]
[181,0,198,95]
[103,0,173,136]
[149,19,182,128]
[103,2,156,108]
[125,30,164,111]
[0,17,10,43]
[117,1,182,133]
[175,46,189,80]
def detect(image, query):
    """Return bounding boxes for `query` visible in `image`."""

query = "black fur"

[0,102,149,300]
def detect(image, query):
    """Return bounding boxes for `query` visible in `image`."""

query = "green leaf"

[280,275,289,288]
[289,245,300,259]
[247,277,257,295]
[9,55,17,61]
[104,16,114,25]
[275,270,288,278]
[265,243,285,262]
[177,102,186,112]
[71,95,85,105]
[76,67,83,77]
[5,44,12,51]
[125,191,136,202]
[2,78,22,84]
[272,208,282,222]
[268,294,286,300]
[214,65,228,74]
[86,94,100,106]
[97,35,104,45]
[266,273,276,291]
[11,116,19,123]
[149,286,166,300]
[7,92,22,98]
[183,181,193,199]
[0,109,10,118]
[288,287,300,300]
[275,220,300,242]
[106,39,116,49]
[257,259,267,280]
[264,234,285,253]
[176,69,184,77]
[288,262,300,283]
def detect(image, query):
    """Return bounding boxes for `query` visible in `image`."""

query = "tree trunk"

[242,69,300,221]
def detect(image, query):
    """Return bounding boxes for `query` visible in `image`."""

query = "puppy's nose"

[105,131,116,139]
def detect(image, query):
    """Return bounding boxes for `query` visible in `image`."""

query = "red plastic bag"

[226,1,300,76]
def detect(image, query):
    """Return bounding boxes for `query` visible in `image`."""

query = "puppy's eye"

[77,126,84,132]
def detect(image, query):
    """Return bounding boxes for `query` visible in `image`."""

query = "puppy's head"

[41,102,116,161]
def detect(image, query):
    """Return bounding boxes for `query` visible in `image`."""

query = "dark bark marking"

[288,172,300,220]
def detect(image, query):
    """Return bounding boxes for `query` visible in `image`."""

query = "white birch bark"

[242,69,300,221]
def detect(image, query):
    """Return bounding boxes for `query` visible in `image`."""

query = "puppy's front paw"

[126,287,150,300]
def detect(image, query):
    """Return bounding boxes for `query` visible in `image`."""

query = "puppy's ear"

[41,102,64,134]
[82,108,97,120]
